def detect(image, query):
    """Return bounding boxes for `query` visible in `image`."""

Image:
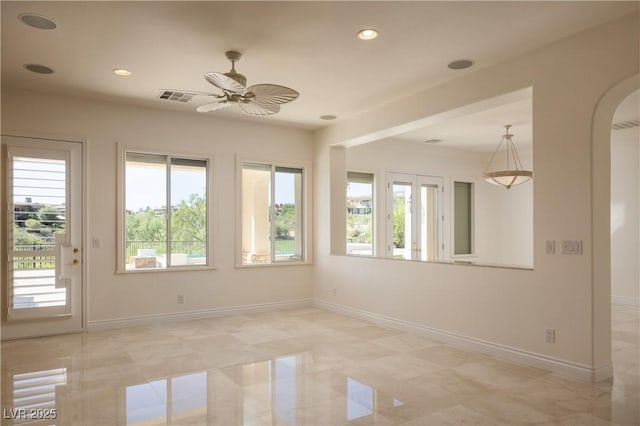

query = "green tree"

[171,194,206,242]
[393,196,405,248]
[25,218,42,229]
[13,224,46,247]
[38,205,63,228]
[275,204,295,238]
[364,220,373,244]
[125,208,166,243]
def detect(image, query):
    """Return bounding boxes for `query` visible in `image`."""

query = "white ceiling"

[376,94,533,152]
[1,1,638,135]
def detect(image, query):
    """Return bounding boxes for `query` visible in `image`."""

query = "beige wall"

[1,89,314,326]
[314,12,639,376]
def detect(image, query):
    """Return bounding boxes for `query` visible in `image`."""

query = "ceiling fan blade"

[161,89,222,98]
[196,100,231,113]
[246,84,299,105]
[204,72,246,94]
[239,101,280,116]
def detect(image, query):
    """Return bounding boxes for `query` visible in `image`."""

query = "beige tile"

[373,332,441,352]
[409,344,477,367]
[404,403,510,425]
[0,306,637,425]
[463,392,555,425]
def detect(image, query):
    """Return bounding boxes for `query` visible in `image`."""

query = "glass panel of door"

[9,155,69,317]
[388,174,443,261]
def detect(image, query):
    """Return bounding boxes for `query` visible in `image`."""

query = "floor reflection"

[126,371,208,425]
[10,367,67,423]
[123,353,408,425]
[1,306,638,425]
[346,378,373,421]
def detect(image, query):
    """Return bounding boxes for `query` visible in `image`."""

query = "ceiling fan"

[168,51,299,116]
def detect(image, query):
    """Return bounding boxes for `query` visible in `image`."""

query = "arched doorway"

[592,74,639,377]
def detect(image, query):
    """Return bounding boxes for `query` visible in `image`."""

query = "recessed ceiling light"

[357,29,378,40]
[448,59,475,70]
[320,115,337,120]
[24,64,54,74]
[113,68,132,76]
[18,13,57,30]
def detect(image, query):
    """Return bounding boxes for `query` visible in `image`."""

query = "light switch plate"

[562,240,583,255]
[545,240,555,255]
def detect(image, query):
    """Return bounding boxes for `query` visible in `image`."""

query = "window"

[453,181,473,255]
[241,162,304,264]
[347,172,374,256]
[122,152,209,270]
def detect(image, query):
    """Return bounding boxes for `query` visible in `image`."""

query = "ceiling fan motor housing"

[193,50,299,116]
[224,51,246,87]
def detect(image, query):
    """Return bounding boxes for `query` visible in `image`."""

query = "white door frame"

[1,134,86,339]
[387,172,444,261]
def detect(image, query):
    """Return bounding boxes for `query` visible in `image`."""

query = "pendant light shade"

[483,125,532,189]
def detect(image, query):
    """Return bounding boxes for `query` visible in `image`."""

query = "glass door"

[387,173,443,261]
[3,136,83,339]
[418,176,443,261]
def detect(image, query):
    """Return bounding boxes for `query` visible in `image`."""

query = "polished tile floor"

[1,305,638,425]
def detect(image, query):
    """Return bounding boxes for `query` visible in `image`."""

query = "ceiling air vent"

[158,90,195,103]
[612,119,640,130]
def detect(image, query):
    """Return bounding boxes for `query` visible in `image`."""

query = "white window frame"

[116,146,215,273]
[346,170,375,257]
[236,156,312,267]
[451,179,475,258]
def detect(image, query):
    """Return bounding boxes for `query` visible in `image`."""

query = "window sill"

[116,265,218,274]
[235,261,312,269]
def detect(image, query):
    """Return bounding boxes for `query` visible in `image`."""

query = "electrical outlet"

[545,328,555,343]
[177,294,184,304]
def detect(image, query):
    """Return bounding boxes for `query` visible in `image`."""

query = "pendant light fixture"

[483,125,532,189]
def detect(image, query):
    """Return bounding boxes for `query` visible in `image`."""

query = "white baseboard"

[87,299,313,331]
[86,297,612,382]
[313,299,612,383]
[612,295,640,309]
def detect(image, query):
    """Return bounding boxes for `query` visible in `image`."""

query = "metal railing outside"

[125,240,206,261]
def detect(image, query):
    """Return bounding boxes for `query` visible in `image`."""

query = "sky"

[13,157,66,206]
[347,181,373,198]
[126,165,205,211]
[14,157,307,211]
[126,164,298,211]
